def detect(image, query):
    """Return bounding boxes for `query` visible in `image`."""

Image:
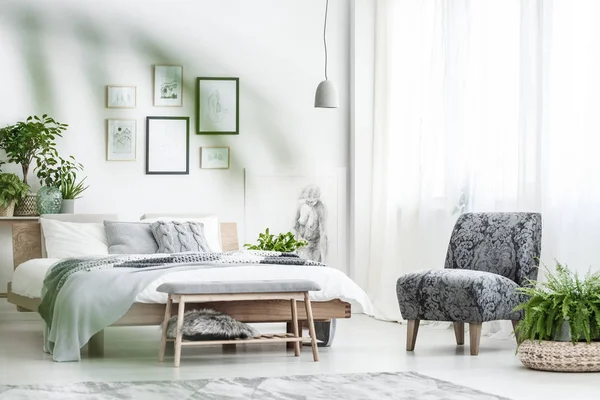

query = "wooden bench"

[157,280,321,367]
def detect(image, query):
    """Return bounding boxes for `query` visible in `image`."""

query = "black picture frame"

[196,77,239,135]
[146,116,190,175]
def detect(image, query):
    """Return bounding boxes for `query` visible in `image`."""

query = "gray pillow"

[104,221,159,254]
[150,221,212,253]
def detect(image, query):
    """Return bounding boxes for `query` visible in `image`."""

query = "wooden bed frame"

[6,220,351,355]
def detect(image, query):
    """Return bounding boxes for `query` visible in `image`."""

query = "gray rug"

[0,372,510,399]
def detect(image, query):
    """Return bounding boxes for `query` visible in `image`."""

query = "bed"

[6,214,371,359]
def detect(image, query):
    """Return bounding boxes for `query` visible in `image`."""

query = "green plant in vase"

[0,172,30,216]
[0,114,67,215]
[244,228,308,252]
[34,154,86,214]
[514,262,600,346]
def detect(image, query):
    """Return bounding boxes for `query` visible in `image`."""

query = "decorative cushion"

[104,221,158,254]
[150,221,211,253]
[141,215,222,252]
[39,218,109,259]
[165,309,258,341]
[157,279,322,294]
[396,269,524,323]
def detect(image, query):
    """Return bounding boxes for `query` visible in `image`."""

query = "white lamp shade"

[314,80,339,108]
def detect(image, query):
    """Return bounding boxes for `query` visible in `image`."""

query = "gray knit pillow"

[150,221,212,253]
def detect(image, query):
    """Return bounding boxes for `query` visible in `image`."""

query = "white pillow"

[140,215,222,252]
[40,218,109,259]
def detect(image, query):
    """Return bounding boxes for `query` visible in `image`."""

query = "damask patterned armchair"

[396,212,542,355]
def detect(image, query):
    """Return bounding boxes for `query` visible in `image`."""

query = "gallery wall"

[0,0,351,314]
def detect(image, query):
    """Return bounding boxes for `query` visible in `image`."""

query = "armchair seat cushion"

[397,269,524,323]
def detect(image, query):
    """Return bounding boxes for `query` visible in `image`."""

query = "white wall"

[0,0,351,312]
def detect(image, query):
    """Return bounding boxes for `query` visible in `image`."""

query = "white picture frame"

[146,116,189,174]
[107,119,136,161]
[153,65,183,106]
[196,77,239,134]
[106,85,136,108]
[200,147,230,169]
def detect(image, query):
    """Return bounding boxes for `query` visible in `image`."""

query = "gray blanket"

[40,251,323,362]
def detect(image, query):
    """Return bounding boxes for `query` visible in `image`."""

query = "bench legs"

[173,296,186,367]
[303,293,320,362]
[290,299,301,357]
[158,295,173,362]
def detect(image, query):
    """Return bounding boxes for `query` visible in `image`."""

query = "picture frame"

[153,65,183,106]
[196,77,239,134]
[200,147,230,169]
[146,116,189,174]
[106,85,136,108]
[107,119,136,161]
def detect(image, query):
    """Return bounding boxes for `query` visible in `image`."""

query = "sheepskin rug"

[165,309,259,341]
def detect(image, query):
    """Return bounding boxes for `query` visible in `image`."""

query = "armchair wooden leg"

[453,322,464,345]
[406,320,420,351]
[512,320,520,343]
[469,323,482,356]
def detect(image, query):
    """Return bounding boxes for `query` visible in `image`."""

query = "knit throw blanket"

[38,251,324,332]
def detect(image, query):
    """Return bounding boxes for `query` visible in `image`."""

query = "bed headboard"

[11,215,239,270]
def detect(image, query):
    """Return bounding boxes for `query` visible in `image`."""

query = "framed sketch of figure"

[196,77,239,135]
[106,85,136,108]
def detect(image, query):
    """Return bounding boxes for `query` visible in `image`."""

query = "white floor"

[0,311,597,400]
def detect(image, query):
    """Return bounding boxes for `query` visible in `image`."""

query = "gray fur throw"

[165,309,259,341]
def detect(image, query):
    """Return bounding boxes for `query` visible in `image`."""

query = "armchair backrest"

[444,212,542,285]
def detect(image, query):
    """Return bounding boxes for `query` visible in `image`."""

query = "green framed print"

[196,77,239,135]
[146,116,189,175]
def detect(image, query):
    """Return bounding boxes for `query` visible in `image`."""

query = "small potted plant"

[515,262,600,372]
[244,228,308,252]
[34,154,86,214]
[0,115,67,215]
[0,172,30,216]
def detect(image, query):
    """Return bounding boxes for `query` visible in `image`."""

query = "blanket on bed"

[40,251,324,362]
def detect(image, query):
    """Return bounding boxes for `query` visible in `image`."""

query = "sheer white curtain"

[367,0,600,323]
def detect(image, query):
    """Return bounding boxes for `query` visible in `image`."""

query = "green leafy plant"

[0,172,30,208]
[514,262,600,345]
[0,114,67,185]
[34,155,88,199]
[244,228,308,252]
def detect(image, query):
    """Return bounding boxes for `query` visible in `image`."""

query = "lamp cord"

[323,0,329,81]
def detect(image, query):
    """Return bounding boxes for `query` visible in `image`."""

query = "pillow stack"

[40,216,223,258]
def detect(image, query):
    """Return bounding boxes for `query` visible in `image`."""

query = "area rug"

[0,371,510,399]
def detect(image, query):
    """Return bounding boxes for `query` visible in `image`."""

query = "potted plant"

[0,115,68,215]
[34,155,86,214]
[0,172,30,216]
[244,228,308,252]
[515,262,600,345]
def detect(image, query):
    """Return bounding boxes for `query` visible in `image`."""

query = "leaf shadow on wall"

[2,1,298,174]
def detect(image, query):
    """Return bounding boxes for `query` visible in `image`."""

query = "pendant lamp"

[315,0,338,108]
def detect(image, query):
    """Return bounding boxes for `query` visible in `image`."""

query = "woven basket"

[0,201,16,217]
[518,340,600,372]
[14,193,39,216]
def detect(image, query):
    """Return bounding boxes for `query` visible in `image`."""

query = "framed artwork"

[107,119,136,161]
[146,116,189,174]
[153,65,183,106]
[200,147,230,169]
[196,77,239,134]
[106,85,136,108]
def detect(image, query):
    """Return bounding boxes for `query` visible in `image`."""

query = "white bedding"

[12,258,373,314]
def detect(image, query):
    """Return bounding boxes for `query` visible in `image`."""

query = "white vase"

[59,199,75,214]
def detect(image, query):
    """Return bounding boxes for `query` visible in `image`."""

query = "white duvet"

[12,258,373,314]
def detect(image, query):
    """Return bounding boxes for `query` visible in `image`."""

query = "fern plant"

[514,262,600,345]
[244,228,308,252]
